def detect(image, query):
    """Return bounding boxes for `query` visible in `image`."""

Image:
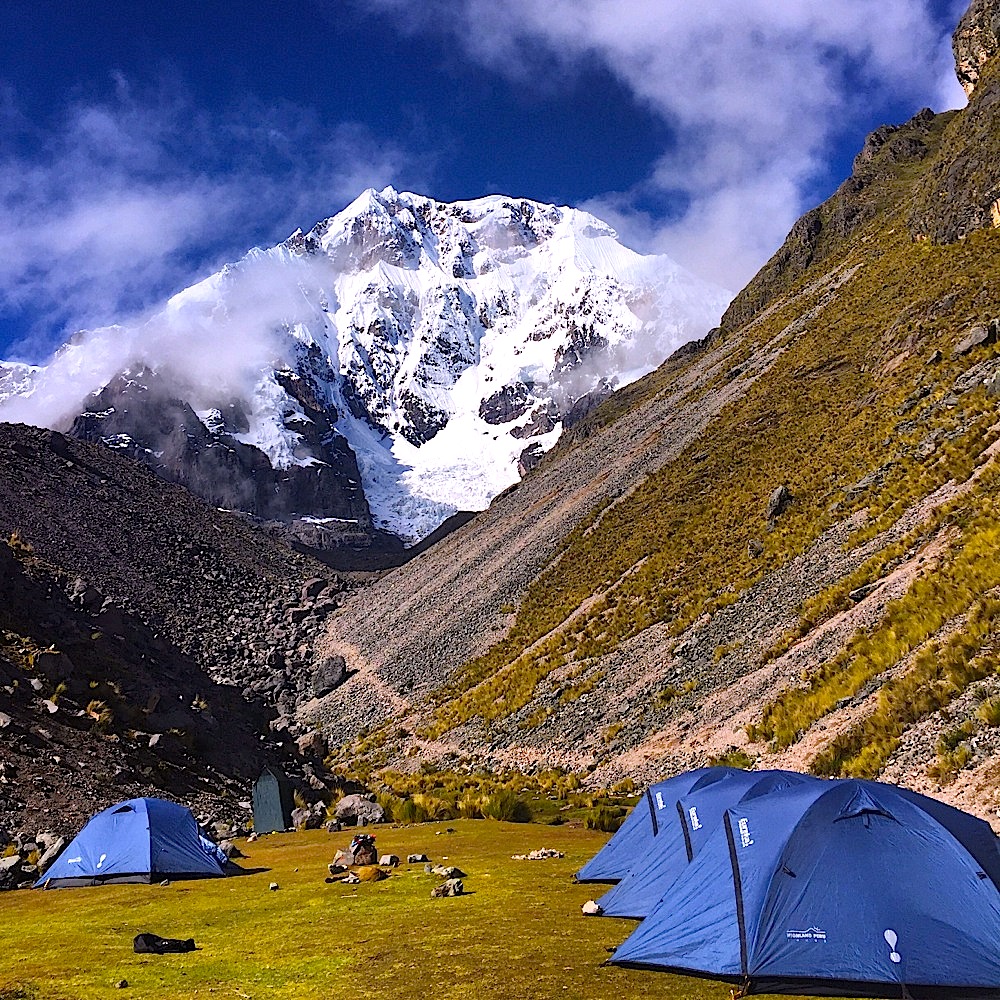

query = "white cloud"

[0,83,424,360]
[357,0,966,289]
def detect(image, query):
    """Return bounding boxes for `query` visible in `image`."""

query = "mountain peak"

[0,191,729,550]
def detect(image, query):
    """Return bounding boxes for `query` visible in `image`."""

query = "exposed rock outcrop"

[954,0,1000,96]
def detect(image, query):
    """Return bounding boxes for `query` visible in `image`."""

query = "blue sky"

[0,0,968,361]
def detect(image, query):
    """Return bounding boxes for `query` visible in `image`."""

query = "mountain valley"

[4,0,1000,840]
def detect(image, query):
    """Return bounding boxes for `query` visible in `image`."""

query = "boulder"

[291,806,324,831]
[311,656,347,698]
[430,864,466,878]
[296,730,328,760]
[0,855,24,891]
[430,877,464,898]
[32,650,75,681]
[36,836,66,874]
[766,484,792,520]
[334,794,385,826]
[952,323,995,358]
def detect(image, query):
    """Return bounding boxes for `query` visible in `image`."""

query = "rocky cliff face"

[0,191,727,552]
[954,0,1000,96]
[306,0,1000,826]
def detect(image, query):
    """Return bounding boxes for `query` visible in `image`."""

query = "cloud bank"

[0,78,421,360]
[356,0,967,290]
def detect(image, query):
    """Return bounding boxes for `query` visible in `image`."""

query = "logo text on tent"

[655,792,666,810]
[738,817,753,847]
[786,926,827,942]
[688,806,702,830]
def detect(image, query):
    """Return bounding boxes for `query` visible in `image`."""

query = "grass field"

[0,820,825,1000]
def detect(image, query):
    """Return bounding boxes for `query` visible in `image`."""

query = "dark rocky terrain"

[0,423,349,838]
[70,359,374,555]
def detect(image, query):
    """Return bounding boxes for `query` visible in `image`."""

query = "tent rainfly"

[35,797,227,888]
[610,778,1000,999]
[598,768,818,918]
[575,767,729,884]
[252,765,294,835]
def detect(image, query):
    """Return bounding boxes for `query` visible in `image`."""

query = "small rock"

[379,854,400,867]
[269,882,279,891]
[430,877,464,898]
[766,484,792,520]
[747,538,764,558]
[408,853,429,864]
[431,864,466,878]
[848,583,878,603]
[582,900,603,916]
[160,879,171,887]
[115,980,129,989]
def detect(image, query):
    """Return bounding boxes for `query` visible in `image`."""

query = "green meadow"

[0,820,823,1000]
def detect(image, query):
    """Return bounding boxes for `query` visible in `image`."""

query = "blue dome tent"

[575,767,727,883]
[598,768,817,918]
[35,797,228,888]
[610,778,1000,998]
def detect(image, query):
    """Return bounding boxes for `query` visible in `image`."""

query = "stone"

[311,656,347,698]
[581,900,603,916]
[269,882,280,891]
[517,443,544,477]
[747,538,764,558]
[300,577,328,602]
[952,323,994,358]
[296,730,328,760]
[115,980,129,989]
[766,484,791,520]
[849,583,878,603]
[926,349,942,364]
[0,854,24,891]
[430,864,466,879]
[32,650,75,681]
[430,877,464,898]
[334,793,385,826]
[407,853,429,864]
[291,806,324,831]
[379,854,400,867]
[36,836,66,874]
[0,713,10,730]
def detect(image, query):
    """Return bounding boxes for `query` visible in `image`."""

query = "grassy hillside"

[311,26,1000,816]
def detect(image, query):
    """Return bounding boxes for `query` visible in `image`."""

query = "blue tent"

[598,768,817,918]
[611,778,1000,998]
[575,767,727,883]
[36,798,228,888]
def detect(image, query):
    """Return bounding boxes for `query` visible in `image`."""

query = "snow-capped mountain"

[0,188,729,546]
